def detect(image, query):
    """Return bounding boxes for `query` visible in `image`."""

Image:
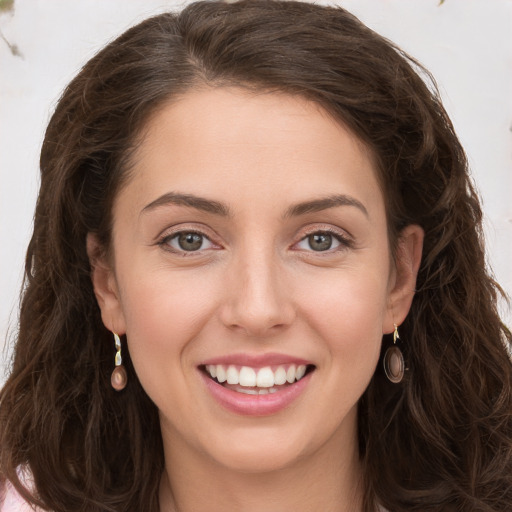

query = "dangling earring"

[383,323,405,384]
[111,332,128,391]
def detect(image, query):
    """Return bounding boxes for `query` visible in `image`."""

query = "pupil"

[309,233,332,251]
[178,233,202,251]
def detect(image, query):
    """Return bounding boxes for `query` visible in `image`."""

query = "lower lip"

[200,370,313,416]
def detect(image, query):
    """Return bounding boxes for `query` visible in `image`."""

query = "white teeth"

[226,365,239,385]
[286,364,297,383]
[256,367,274,388]
[239,366,257,387]
[296,365,307,380]
[216,365,226,383]
[205,363,310,389]
[232,386,278,395]
[238,388,258,395]
[274,366,287,385]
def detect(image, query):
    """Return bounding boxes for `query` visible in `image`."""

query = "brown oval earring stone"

[383,346,405,384]
[111,365,128,391]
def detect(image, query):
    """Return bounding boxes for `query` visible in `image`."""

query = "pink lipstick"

[199,353,314,416]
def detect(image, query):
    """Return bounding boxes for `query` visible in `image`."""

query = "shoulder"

[0,479,41,512]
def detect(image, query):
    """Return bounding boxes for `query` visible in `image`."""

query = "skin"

[88,87,423,512]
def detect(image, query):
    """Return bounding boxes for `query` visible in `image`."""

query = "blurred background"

[1,0,511,382]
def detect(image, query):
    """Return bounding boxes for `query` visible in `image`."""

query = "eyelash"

[293,227,354,253]
[157,226,353,255]
[158,229,219,255]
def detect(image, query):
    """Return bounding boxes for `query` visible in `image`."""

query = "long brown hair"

[1,2,511,511]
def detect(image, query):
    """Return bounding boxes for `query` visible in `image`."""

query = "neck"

[158,416,364,512]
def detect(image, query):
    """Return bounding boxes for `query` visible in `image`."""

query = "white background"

[1,0,511,381]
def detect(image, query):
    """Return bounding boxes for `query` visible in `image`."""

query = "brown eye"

[163,231,214,252]
[177,233,204,251]
[294,231,347,253]
[307,233,334,251]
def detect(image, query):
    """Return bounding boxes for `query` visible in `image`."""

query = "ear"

[383,224,424,334]
[86,233,126,335]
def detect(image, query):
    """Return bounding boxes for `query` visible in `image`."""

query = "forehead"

[120,87,384,219]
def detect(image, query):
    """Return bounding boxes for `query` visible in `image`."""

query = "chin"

[201,425,323,474]
[215,446,305,474]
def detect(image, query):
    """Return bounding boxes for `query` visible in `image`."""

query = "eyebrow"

[141,192,231,217]
[140,192,368,219]
[284,194,369,218]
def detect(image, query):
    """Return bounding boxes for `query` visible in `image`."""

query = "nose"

[219,246,296,337]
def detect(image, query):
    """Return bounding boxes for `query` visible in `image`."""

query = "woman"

[1,1,511,511]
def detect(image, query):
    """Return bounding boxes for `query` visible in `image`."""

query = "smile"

[204,364,310,394]
[199,358,315,416]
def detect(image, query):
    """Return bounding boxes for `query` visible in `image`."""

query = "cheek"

[298,263,390,370]
[115,266,220,384]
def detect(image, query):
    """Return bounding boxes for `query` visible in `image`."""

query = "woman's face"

[91,87,421,473]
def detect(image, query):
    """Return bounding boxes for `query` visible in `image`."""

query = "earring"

[111,332,128,391]
[383,324,405,384]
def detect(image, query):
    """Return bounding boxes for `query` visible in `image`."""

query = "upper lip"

[199,352,313,368]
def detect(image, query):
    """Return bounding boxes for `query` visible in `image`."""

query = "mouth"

[200,363,316,395]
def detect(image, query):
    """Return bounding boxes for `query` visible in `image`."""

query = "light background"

[1,0,511,382]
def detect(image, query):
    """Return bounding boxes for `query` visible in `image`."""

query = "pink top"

[0,480,39,512]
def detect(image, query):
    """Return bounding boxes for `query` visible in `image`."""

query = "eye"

[295,231,346,252]
[163,231,214,252]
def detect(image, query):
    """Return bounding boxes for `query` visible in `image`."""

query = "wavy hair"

[1,1,511,511]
